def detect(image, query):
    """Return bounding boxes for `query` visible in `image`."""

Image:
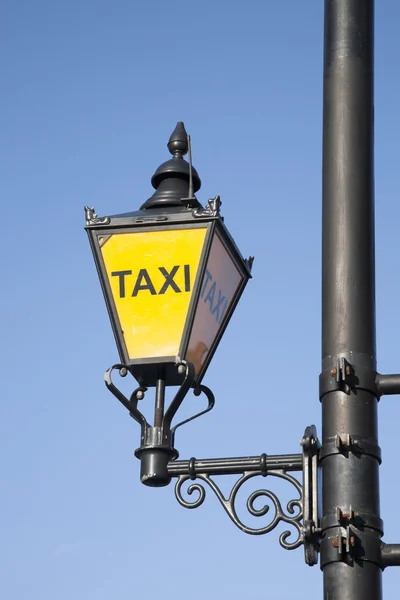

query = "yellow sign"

[100,227,207,359]
[186,233,243,376]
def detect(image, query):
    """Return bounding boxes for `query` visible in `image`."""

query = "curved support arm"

[163,362,195,430]
[104,362,209,439]
[104,364,149,435]
[104,362,215,487]
[171,384,215,436]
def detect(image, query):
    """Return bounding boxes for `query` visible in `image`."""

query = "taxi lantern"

[85,122,252,388]
[85,122,253,486]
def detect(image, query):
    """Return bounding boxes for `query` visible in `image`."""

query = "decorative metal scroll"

[175,469,303,549]
[104,361,215,445]
[168,425,321,565]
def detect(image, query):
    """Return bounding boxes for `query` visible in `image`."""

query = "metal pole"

[154,377,166,427]
[321,1,382,599]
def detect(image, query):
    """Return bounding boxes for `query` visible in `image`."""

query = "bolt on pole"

[321,1,382,599]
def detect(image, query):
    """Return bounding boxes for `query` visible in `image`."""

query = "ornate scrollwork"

[175,469,303,549]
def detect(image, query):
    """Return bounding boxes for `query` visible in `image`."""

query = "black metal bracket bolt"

[335,434,353,450]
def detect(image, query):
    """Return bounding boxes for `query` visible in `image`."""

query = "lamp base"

[136,447,177,487]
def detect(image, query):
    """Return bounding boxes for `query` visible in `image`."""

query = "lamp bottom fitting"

[135,448,177,487]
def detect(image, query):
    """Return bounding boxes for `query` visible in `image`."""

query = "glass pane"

[101,227,207,359]
[186,233,243,376]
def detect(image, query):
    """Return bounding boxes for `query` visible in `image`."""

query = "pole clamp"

[319,352,377,400]
[320,527,382,568]
[319,434,382,463]
[321,507,383,535]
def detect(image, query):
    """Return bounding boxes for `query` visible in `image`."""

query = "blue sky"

[2,1,400,598]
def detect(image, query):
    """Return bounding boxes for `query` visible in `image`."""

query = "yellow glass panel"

[101,228,207,359]
[186,233,243,376]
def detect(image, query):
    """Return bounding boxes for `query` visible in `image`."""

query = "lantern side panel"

[186,233,243,376]
[100,228,207,360]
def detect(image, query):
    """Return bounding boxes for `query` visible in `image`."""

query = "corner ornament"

[84,205,110,226]
[192,195,222,218]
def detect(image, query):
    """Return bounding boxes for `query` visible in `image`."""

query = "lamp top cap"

[140,121,202,211]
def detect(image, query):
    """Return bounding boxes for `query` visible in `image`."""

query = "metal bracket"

[333,525,356,557]
[319,507,400,568]
[168,425,321,566]
[104,362,215,486]
[376,373,400,397]
[381,543,400,568]
[319,434,382,463]
[321,506,384,534]
[321,527,383,568]
[105,371,322,565]
[320,355,400,400]
[319,352,377,399]
[301,425,321,565]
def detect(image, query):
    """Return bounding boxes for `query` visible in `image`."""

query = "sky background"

[2,1,400,598]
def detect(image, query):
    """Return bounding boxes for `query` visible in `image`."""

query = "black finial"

[140,122,202,210]
[167,122,188,157]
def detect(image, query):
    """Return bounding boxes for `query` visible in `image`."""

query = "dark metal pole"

[154,377,166,428]
[321,1,382,599]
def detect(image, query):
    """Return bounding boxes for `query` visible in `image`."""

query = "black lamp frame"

[85,196,252,388]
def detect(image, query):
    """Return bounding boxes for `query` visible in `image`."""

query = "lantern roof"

[140,122,202,211]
